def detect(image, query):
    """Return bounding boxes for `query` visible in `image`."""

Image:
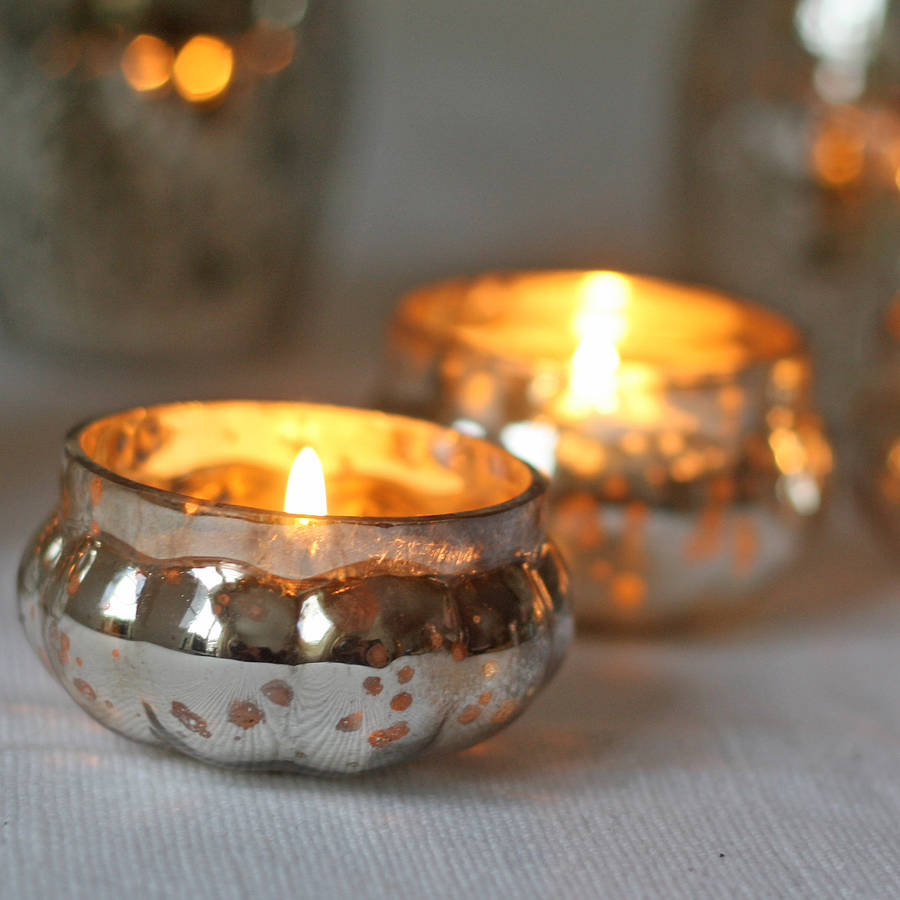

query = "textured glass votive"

[385,271,833,629]
[18,401,571,773]
[854,297,900,545]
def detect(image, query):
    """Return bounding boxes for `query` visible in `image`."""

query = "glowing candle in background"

[385,270,833,629]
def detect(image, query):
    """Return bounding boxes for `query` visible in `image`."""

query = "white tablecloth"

[2,334,900,899]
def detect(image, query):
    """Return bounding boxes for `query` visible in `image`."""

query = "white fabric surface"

[2,333,900,899]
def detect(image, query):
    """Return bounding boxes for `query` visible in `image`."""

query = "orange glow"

[284,447,327,516]
[34,30,81,78]
[812,112,866,187]
[563,272,630,415]
[240,25,295,75]
[173,35,234,103]
[121,34,174,92]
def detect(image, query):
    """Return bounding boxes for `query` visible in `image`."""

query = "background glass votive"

[0,0,347,358]
[18,401,571,773]
[854,295,900,545]
[384,271,834,629]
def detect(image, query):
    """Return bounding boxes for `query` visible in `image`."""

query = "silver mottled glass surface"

[682,0,900,424]
[0,0,347,356]
[17,402,572,773]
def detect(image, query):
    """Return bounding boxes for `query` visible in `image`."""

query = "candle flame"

[284,447,327,516]
[564,271,630,415]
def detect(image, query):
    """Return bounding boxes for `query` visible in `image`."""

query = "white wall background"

[311,0,696,368]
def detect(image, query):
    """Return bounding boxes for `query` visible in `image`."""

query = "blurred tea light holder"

[385,271,834,629]
[0,0,347,358]
[17,402,572,774]
[37,7,304,105]
[854,293,900,544]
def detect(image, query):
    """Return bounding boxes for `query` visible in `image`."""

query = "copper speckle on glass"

[246,603,265,621]
[368,721,409,748]
[603,475,629,501]
[171,701,211,738]
[363,676,383,696]
[161,567,183,584]
[479,691,493,706]
[89,476,103,507]
[104,700,114,710]
[58,631,71,665]
[183,500,199,515]
[685,506,723,561]
[718,384,745,415]
[336,712,363,733]
[491,700,518,724]
[610,572,646,611]
[397,666,415,684]
[620,431,649,456]
[366,642,389,668]
[228,700,265,730]
[261,679,293,707]
[112,649,120,659]
[811,109,866,188]
[482,661,499,680]
[733,517,758,576]
[75,657,82,666]
[390,692,413,712]
[458,705,481,725]
[73,678,96,701]
[451,642,467,662]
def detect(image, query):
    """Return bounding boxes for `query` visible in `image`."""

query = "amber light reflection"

[284,447,328,517]
[121,34,174,92]
[172,35,234,103]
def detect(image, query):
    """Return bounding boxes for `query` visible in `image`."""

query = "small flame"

[284,447,327,517]
[563,271,630,415]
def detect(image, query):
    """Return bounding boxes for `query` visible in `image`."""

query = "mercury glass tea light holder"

[384,271,833,629]
[18,401,572,774]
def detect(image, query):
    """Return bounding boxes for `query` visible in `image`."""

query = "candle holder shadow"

[17,401,573,774]
[383,271,834,630]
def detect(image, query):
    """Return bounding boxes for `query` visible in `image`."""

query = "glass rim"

[64,400,548,527]
[392,269,808,383]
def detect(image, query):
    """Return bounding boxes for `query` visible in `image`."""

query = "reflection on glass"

[100,568,145,624]
[297,592,333,645]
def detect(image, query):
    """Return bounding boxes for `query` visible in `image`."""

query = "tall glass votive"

[18,401,571,773]
[384,271,833,629]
